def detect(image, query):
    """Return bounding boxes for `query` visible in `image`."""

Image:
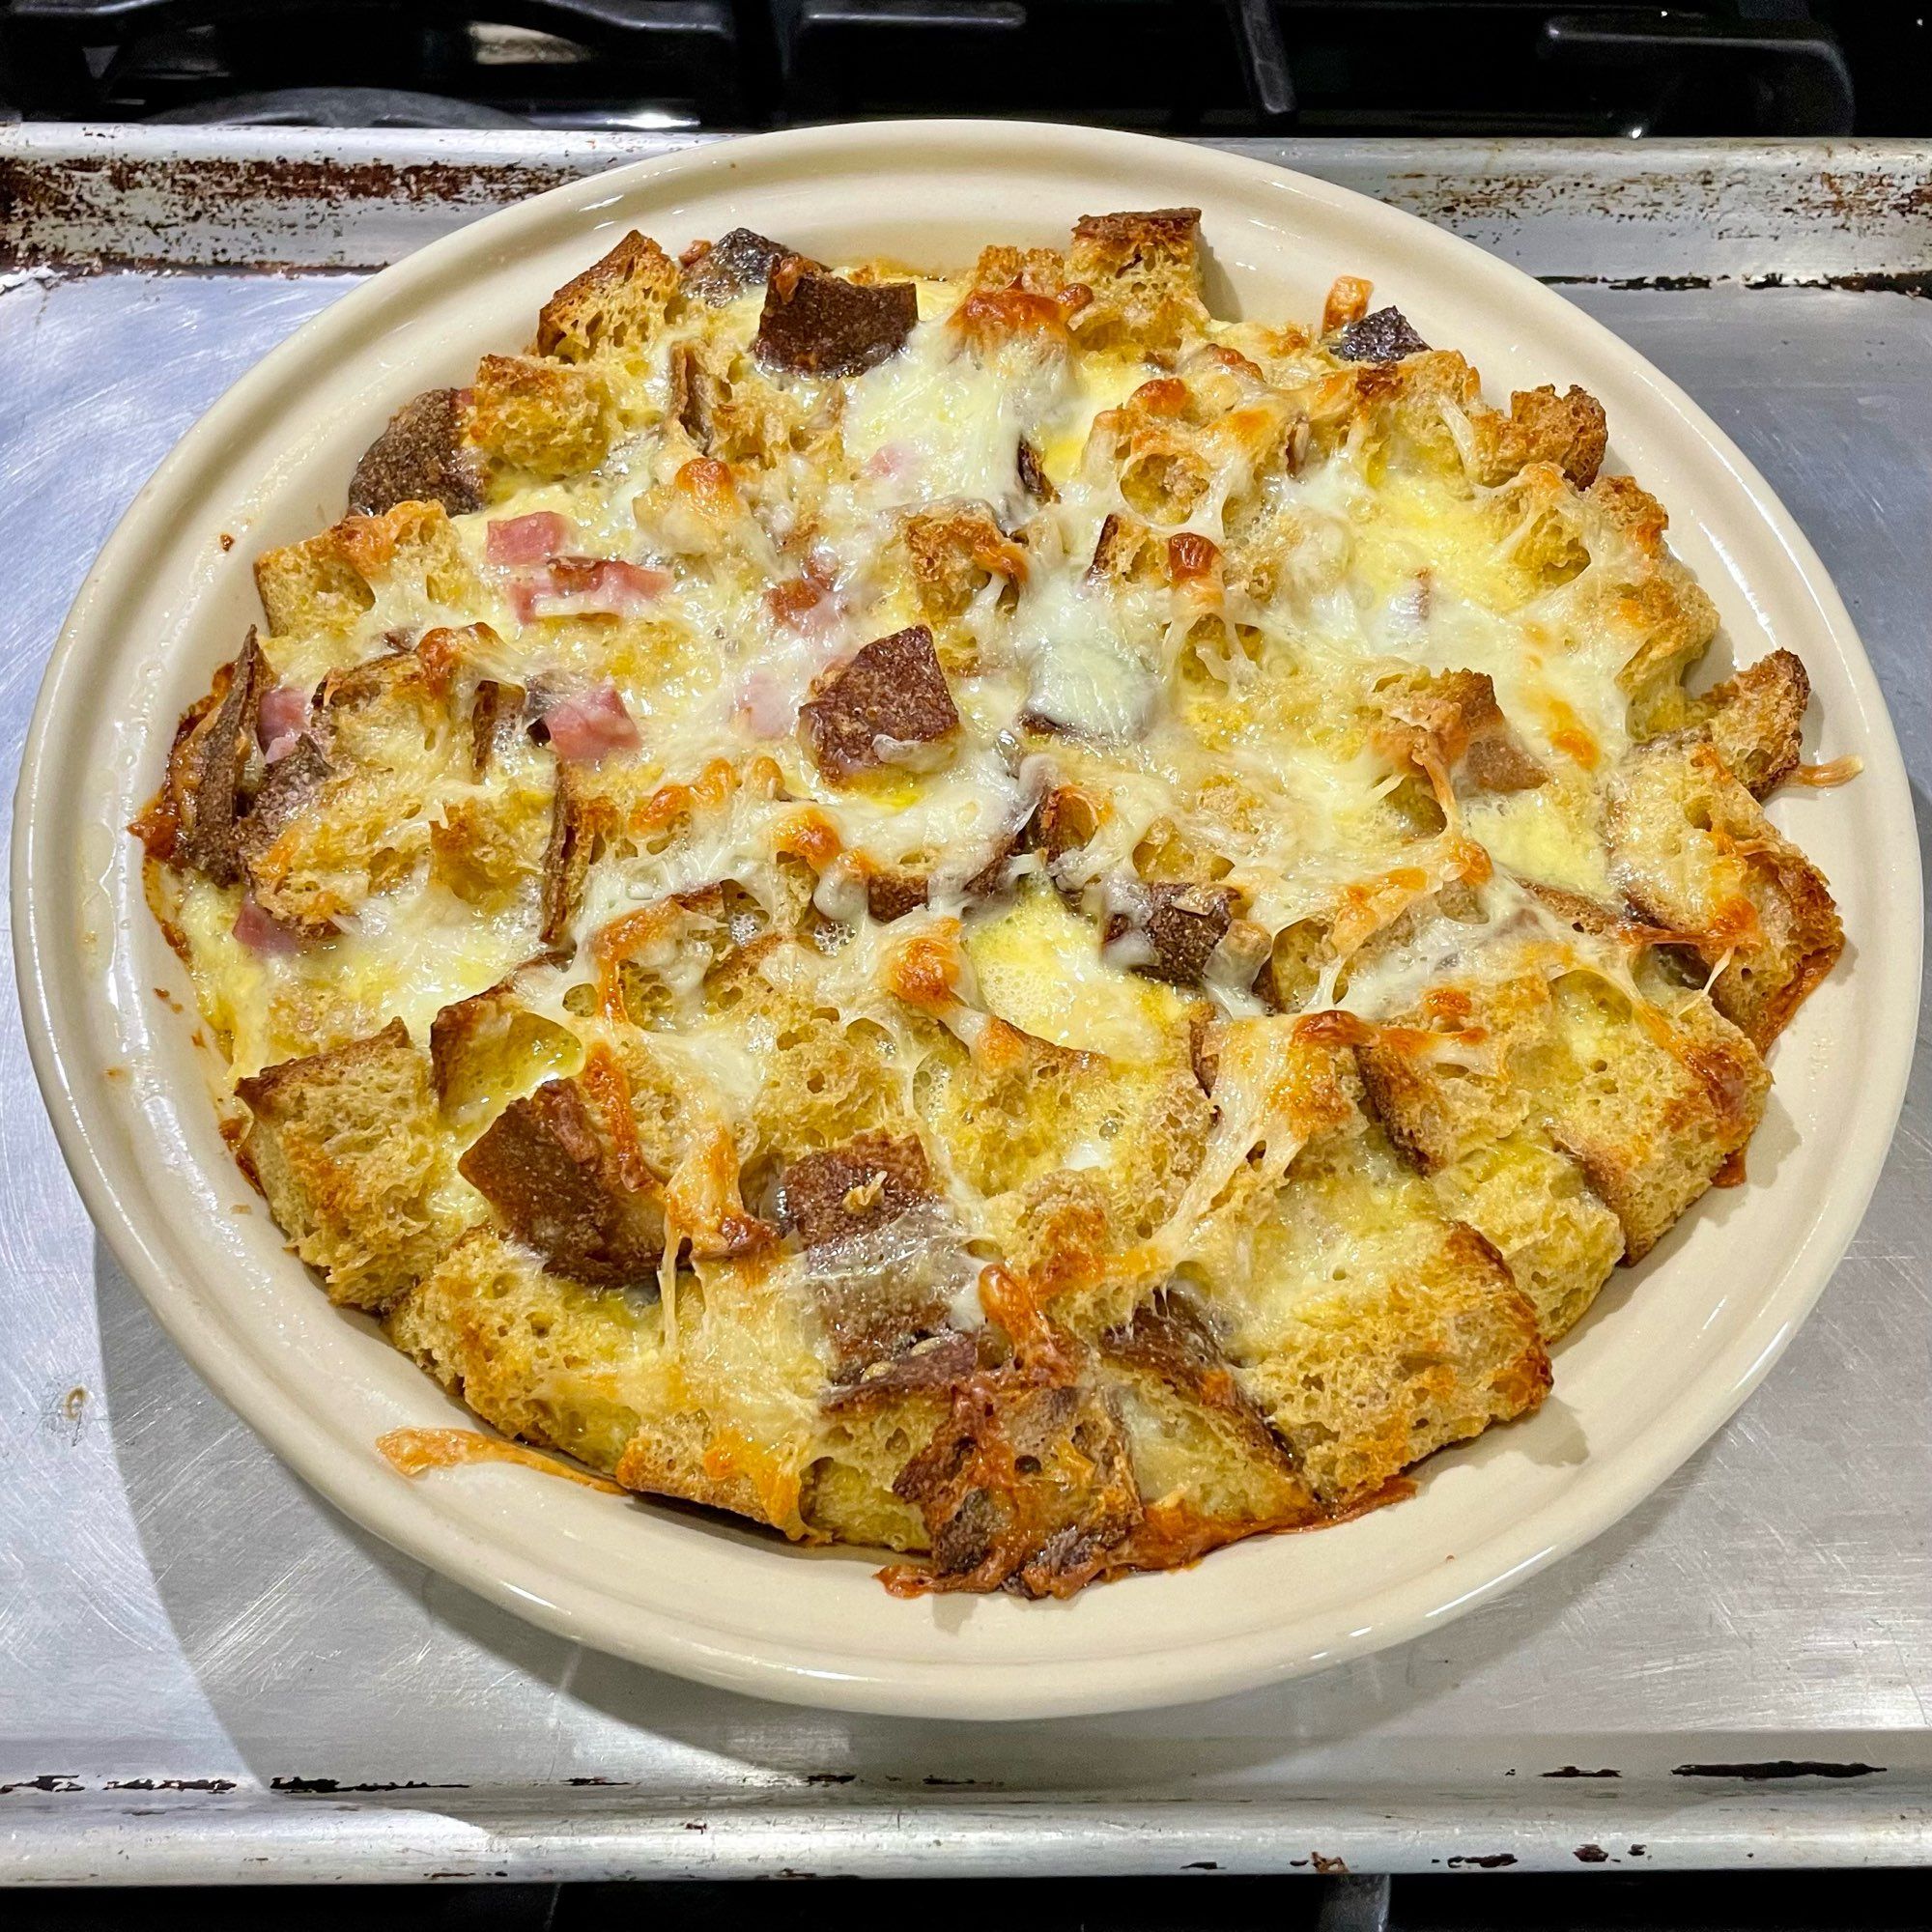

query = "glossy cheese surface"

[138,216,1838,1595]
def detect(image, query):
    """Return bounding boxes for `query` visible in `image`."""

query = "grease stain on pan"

[0,152,578,273]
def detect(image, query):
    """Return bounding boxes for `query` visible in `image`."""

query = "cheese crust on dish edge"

[133,211,1848,1597]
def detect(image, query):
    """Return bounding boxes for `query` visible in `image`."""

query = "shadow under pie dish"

[129,199,1847,1599]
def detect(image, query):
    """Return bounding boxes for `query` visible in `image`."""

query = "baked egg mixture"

[135,213,1847,1595]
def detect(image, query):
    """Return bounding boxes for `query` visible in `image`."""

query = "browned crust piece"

[883,1375,1144,1599]
[238,734,331,877]
[468,677,525,781]
[782,1131,964,1380]
[159,631,270,885]
[753,266,918,379]
[863,838,1014,924]
[682,227,814,306]
[1689,648,1812,799]
[1016,438,1057,503]
[1070,206,1202,267]
[533,230,680,365]
[1100,1292,1298,1478]
[457,1078,663,1285]
[347,387,487,518]
[1373,667,1548,795]
[822,1328,980,1412]
[1475,385,1608,490]
[902,505,1029,623]
[779,1129,934,1249]
[538,766,589,948]
[1030,783,1100,875]
[1105,881,1238,986]
[1332,306,1430,363]
[1093,1290,1325,1571]
[1607,734,1843,1051]
[798,625,959,781]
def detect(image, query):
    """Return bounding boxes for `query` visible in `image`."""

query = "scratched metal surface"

[0,136,1927,1884]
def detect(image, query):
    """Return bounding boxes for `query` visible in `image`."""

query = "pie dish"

[16,122,1918,1715]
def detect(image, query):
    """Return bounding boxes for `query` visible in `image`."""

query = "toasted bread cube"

[1540,968,1768,1259]
[254,535,375,641]
[1225,1123,1550,1507]
[612,1253,829,1535]
[917,1017,1212,1270]
[468,354,611,479]
[719,978,907,1159]
[1684,648,1812,798]
[1369,667,1548,797]
[1097,1293,1321,1551]
[800,1448,932,1554]
[1470,384,1608,489]
[1368,349,1487,480]
[533,231,680,374]
[1607,734,1843,1049]
[1574,475,1721,730]
[244,645,465,930]
[1355,971,1554,1172]
[1067,207,1209,352]
[901,504,1027,628]
[428,984,578,1131]
[391,1232,824,1534]
[388,1225,667,1473]
[970,242,1070,298]
[254,499,475,642]
[1431,1132,1624,1340]
[885,1375,1145,1597]
[237,1018,446,1309]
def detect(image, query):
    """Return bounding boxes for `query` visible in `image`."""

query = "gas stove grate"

[0,0,1889,134]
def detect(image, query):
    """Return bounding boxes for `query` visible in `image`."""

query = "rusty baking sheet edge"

[4,127,1932,285]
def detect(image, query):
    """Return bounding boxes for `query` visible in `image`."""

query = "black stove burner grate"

[0,0,1905,134]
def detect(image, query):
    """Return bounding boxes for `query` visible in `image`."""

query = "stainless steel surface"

[2,130,1928,1884]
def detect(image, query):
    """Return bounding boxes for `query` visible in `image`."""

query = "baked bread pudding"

[134,210,1846,1596]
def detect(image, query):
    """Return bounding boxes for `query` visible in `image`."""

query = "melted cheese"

[158,236,1776,1412]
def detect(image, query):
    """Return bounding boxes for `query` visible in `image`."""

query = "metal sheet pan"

[1,128,1927,1884]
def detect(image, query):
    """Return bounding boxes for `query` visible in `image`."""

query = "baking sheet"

[1,130,1926,1882]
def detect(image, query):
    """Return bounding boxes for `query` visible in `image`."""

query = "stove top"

[3,1,1925,136]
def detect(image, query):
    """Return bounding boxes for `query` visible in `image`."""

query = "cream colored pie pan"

[14,120,1918,1719]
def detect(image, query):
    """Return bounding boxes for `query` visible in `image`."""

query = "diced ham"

[487,511,570,565]
[540,682,641,763]
[233,895,302,954]
[256,684,309,764]
[863,441,915,482]
[510,556,670,623]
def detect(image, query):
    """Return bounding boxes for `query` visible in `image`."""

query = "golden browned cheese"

[136,219,1846,1595]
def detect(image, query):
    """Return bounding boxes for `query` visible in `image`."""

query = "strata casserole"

[132,210,1848,1597]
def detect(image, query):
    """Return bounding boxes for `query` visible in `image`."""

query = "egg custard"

[135,212,1846,1595]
